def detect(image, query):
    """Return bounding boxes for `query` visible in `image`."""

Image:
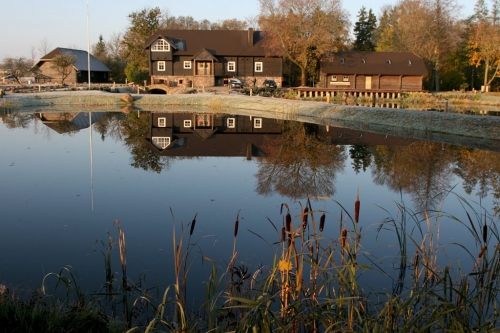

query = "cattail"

[479,245,488,258]
[286,213,291,232]
[319,213,326,232]
[309,245,314,256]
[234,219,239,238]
[483,225,488,243]
[341,228,347,247]
[189,214,197,236]
[354,193,360,224]
[281,226,286,242]
[302,207,309,229]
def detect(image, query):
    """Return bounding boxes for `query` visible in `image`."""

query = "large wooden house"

[319,52,427,91]
[144,29,283,88]
[33,48,111,84]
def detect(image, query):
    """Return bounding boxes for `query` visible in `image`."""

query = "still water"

[0,109,498,302]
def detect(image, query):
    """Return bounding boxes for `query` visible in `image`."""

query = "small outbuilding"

[33,48,111,84]
[319,52,428,92]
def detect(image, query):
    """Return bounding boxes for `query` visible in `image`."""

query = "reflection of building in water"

[35,112,106,134]
[145,112,417,159]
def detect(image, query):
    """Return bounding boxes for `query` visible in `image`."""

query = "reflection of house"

[320,52,427,91]
[33,48,111,84]
[35,112,106,134]
[144,29,283,88]
[145,112,283,159]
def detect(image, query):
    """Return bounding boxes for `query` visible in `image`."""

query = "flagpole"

[87,0,91,90]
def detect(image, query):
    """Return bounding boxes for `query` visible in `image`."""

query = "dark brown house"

[144,29,283,88]
[320,52,427,91]
[33,48,111,84]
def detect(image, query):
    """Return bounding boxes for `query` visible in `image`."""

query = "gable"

[192,49,218,61]
[34,48,111,72]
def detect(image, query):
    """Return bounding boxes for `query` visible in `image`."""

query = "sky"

[1,0,476,61]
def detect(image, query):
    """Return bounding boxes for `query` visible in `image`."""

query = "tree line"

[1,0,499,91]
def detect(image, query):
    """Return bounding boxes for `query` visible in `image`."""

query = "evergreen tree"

[92,35,107,62]
[353,6,377,51]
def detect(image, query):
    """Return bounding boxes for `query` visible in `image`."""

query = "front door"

[365,76,372,89]
[196,62,212,76]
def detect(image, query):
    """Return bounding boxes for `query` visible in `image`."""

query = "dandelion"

[278,259,293,272]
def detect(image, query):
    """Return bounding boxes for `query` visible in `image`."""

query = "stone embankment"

[2,91,500,151]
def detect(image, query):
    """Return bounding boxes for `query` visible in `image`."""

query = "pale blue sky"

[1,0,475,61]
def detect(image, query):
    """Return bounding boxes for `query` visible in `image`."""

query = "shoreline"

[2,91,500,151]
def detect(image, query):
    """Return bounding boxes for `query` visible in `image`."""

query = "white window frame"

[343,75,349,82]
[255,62,263,72]
[158,61,166,71]
[184,61,192,69]
[228,61,236,72]
[152,137,171,149]
[152,39,170,51]
[254,118,262,128]
[158,117,166,127]
[183,120,192,128]
[227,118,235,128]
[331,75,338,82]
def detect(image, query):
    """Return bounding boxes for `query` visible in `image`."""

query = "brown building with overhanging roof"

[144,29,283,88]
[320,51,428,91]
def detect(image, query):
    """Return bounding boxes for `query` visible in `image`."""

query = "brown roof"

[320,52,428,76]
[144,29,270,57]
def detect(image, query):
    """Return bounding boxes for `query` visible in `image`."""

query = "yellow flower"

[278,259,292,272]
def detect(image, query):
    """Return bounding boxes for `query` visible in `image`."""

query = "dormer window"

[152,137,171,149]
[361,59,366,64]
[152,39,170,51]
[387,60,392,64]
[340,58,345,64]
[407,60,412,65]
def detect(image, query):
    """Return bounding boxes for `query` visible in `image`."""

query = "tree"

[92,35,107,62]
[2,57,32,84]
[353,7,377,51]
[50,53,77,84]
[38,37,52,57]
[468,0,500,90]
[258,0,350,86]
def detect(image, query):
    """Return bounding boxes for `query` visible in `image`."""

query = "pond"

[0,109,499,312]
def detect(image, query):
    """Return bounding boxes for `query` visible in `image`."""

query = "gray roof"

[35,48,111,72]
[320,52,428,76]
[144,30,270,57]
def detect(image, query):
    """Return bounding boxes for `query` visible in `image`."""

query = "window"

[158,61,166,71]
[387,60,392,64]
[254,118,262,128]
[152,39,170,51]
[152,137,171,149]
[184,61,192,69]
[255,62,263,72]
[340,58,345,64]
[158,117,166,127]
[228,61,236,72]
[361,59,366,64]
[183,120,192,128]
[343,75,349,82]
[330,75,338,82]
[407,60,412,65]
[227,118,235,128]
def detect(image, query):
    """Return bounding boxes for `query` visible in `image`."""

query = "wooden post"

[137,87,140,94]
[326,95,330,104]
[250,88,253,96]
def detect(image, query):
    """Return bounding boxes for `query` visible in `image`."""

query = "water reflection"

[2,110,498,217]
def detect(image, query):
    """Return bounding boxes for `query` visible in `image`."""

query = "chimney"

[248,28,254,46]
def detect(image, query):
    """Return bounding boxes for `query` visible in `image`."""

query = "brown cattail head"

[302,207,309,229]
[354,192,360,224]
[341,228,347,247]
[189,213,198,236]
[286,213,291,232]
[483,225,488,243]
[281,226,286,242]
[234,220,239,238]
[319,213,326,232]
[309,245,314,256]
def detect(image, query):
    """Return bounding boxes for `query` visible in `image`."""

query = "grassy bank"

[1,195,499,332]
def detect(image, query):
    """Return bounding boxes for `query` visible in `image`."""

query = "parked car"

[263,79,277,89]
[229,78,243,89]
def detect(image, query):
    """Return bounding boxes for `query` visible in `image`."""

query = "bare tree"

[258,0,350,86]
[38,37,52,57]
[50,53,77,85]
